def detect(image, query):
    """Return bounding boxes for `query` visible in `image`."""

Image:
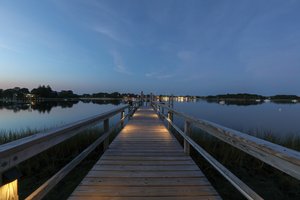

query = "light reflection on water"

[172,100,300,136]
[1,100,300,136]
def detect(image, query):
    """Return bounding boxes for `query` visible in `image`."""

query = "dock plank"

[69,106,220,199]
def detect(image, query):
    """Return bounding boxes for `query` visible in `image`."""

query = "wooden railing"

[152,101,300,200]
[0,101,140,200]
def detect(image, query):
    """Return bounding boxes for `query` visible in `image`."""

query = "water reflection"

[172,100,300,136]
[81,99,121,105]
[0,99,122,113]
[202,99,299,106]
[0,100,124,132]
[205,99,264,106]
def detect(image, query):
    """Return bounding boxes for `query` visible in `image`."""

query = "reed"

[0,127,107,199]
[0,129,39,144]
[170,127,300,200]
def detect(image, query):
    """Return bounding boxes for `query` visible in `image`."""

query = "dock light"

[0,167,22,200]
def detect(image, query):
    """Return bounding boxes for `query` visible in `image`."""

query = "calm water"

[1,100,300,136]
[0,100,125,133]
[172,100,300,136]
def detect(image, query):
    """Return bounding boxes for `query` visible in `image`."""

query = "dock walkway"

[69,106,220,199]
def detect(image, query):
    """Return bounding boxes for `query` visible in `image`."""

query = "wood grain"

[69,106,220,199]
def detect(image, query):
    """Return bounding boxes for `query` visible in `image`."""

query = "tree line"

[0,85,138,99]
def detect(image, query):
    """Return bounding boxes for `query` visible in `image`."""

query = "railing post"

[120,110,125,127]
[128,106,132,119]
[158,106,162,118]
[0,180,19,200]
[167,111,173,130]
[0,167,21,200]
[103,118,109,150]
[184,120,191,155]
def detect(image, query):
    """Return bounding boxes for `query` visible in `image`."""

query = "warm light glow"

[0,180,18,200]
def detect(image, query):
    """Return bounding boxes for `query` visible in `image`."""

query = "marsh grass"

[169,126,300,200]
[0,127,111,199]
[1,123,299,199]
[0,129,39,144]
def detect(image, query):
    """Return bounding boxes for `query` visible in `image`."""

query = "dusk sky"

[0,0,300,95]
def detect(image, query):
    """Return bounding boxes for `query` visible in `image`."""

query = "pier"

[69,106,219,199]
[0,99,300,200]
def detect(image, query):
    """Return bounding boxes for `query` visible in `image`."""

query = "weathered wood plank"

[104,152,186,156]
[106,149,183,153]
[86,170,204,178]
[92,165,200,171]
[79,177,211,186]
[97,160,196,165]
[69,106,220,199]
[69,196,221,200]
[100,156,191,161]
[71,186,218,196]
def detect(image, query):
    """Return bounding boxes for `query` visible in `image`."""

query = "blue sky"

[0,0,299,95]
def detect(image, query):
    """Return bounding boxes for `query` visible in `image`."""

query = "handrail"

[152,102,300,180]
[0,105,128,174]
[162,114,262,200]
[0,101,140,199]
[25,108,135,200]
[152,101,300,199]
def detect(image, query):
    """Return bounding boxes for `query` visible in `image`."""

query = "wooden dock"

[69,106,220,200]
[2,100,299,199]
[69,107,220,200]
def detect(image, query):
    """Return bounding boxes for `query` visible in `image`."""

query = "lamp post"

[0,167,22,200]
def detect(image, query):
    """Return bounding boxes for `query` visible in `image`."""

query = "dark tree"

[109,92,121,98]
[58,90,78,98]
[2,89,16,98]
[31,85,57,98]
[270,95,299,100]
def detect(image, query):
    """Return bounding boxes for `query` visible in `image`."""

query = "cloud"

[111,50,132,75]
[177,50,196,62]
[94,26,127,44]
[0,43,18,53]
[145,72,174,79]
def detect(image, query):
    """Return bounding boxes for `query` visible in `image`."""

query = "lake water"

[172,100,300,136]
[0,99,300,136]
[0,100,125,133]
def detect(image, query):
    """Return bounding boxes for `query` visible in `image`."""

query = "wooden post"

[0,179,18,200]
[140,91,144,106]
[168,111,173,130]
[120,111,125,127]
[128,107,132,119]
[158,106,161,118]
[184,120,191,155]
[103,119,109,150]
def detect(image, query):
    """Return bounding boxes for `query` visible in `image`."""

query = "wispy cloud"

[0,43,19,53]
[177,50,196,62]
[145,72,174,79]
[94,26,131,45]
[111,50,132,75]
